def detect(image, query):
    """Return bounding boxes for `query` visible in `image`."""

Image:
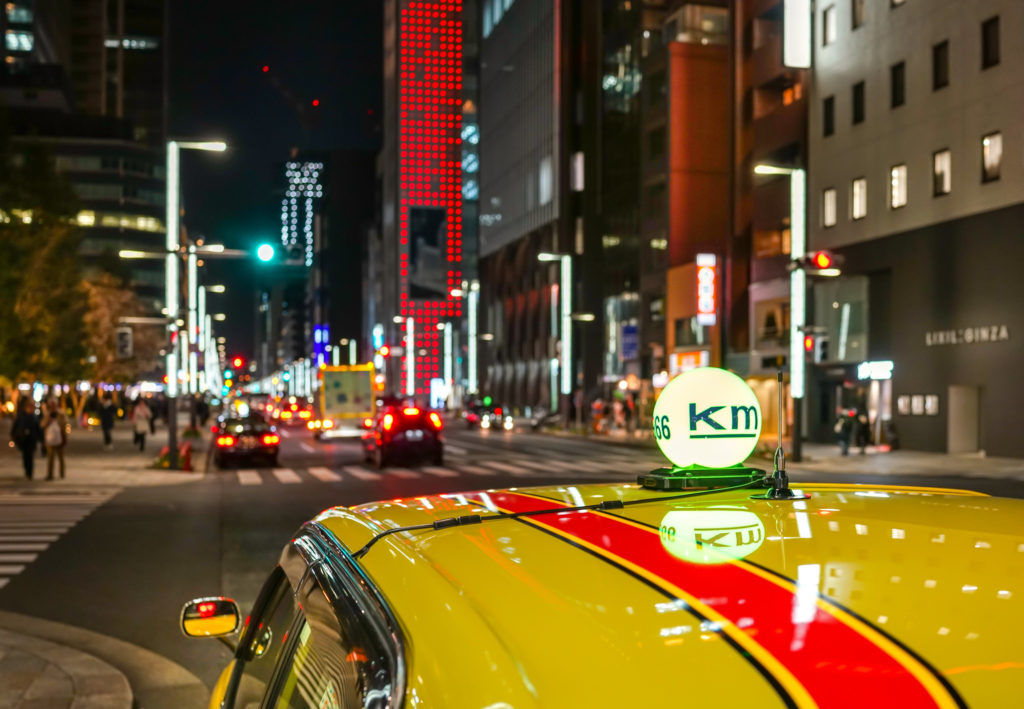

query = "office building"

[807,0,1024,455]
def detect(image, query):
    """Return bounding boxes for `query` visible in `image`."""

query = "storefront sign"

[925,325,1009,346]
[621,324,639,361]
[696,253,717,326]
[669,349,709,377]
[857,360,893,380]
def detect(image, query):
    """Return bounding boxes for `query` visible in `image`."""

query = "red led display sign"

[398,0,464,395]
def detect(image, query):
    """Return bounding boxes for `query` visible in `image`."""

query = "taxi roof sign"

[652,367,762,469]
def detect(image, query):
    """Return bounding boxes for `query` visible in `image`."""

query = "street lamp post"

[164,139,226,469]
[754,164,806,461]
[538,253,573,422]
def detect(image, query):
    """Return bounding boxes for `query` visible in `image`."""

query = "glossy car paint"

[307,482,1022,707]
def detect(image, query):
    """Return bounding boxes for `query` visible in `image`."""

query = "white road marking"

[237,470,262,486]
[299,442,316,453]
[457,465,495,476]
[308,467,342,482]
[445,445,468,455]
[0,579,6,589]
[0,543,48,552]
[0,553,37,564]
[387,469,421,479]
[272,468,302,484]
[0,565,26,575]
[421,466,458,478]
[0,535,60,543]
[343,466,382,481]
[481,461,530,475]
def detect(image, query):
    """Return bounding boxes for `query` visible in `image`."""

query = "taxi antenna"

[758,370,807,500]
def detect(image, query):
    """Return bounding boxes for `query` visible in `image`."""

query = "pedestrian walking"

[834,409,854,456]
[10,398,42,480]
[41,399,68,480]
[132,399,153,451]
[854,403,870,455]
[98,395,116,450]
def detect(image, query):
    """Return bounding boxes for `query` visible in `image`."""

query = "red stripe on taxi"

[476,491,958,709]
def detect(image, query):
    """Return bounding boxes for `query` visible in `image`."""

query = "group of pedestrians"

[10,398,68,481]
[9,395,158,481]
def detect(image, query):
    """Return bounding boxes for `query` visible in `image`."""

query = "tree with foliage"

[82,273,163,382]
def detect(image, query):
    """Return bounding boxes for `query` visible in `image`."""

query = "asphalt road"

[1,418,1023,695]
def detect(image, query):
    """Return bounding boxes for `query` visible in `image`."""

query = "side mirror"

[180,596,240,638]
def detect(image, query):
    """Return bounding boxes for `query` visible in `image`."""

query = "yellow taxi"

[181,369,1024,707]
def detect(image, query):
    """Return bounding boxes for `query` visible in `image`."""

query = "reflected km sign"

[693,523,763,549]
[688,403,759,439]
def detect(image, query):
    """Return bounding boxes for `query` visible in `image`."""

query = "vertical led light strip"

[443,322,453,392]
[467,282,478,392]
[165,141,180,398]
[398,0,464,396]
[789,168,807,399]
[560,255,572,395]
[405,317,415,396]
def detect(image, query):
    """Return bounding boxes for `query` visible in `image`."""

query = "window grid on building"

[889,164,907,209]
[981,16,1000,70]
[852,81,865,124]
[982,132,1002,183]
[822,188,837,227]
[933,40,949,90]
[890,62,905,108]
[851,178,867,220]
[933,149,951,196]
[823,6,836,46]
[823,96,835,137]
[852,0,865,29]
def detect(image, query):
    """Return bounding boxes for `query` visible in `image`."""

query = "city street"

[2,418,1024,704]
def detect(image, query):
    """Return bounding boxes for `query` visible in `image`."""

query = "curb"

[0,625,132,709]
[0,610,209,709]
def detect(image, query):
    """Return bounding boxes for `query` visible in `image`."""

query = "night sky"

[167,0,382,359]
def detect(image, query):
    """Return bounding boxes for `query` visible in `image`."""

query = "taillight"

[197,602,216,618]
[281,411,292,419]
[298,410,311,419]
[495,407,502,416]
[382,413,394,432]
[428,412,442,430]
[403,407,420,416]
[216,435,236,447]
[362,417,373,429]
[262,433,279,445]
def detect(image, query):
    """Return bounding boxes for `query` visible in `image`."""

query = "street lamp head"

[392,316,405,324]
[207,285,227,294]
[177,140,228,152]
[754,164,797,176]
[118,249,152,259]
[449,288,464,297]
[537,252,566,262]
[213,313,227,322]
[571,312,597,322]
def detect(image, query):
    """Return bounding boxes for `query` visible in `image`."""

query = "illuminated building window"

[851,177,867,220]
[539,156,554,204]
[650,238,668,250]
[822,6,836,46]
[932,149,951,196]
[5,3,32,23]
[76,210,96,227]
[822,188,837,227]
[889,164,907,209]
[982,132,1002,183]
[4,30,33,52]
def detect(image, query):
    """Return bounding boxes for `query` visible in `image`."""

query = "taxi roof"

[314,481,1024,708]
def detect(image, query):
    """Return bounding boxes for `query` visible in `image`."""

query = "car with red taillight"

[271,396,314,427]
[213,415,281,468]
[361,405,444,468]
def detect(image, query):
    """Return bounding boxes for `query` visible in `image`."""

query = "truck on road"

[311,364,376,439]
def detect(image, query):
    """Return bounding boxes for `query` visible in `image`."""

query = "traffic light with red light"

[378,345,390,358]
[803,335,815,353]
[232,356,244,369]
[811,251,834,269]
[790,250,844,275]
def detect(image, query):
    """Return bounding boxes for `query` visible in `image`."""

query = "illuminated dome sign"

[652,367,762,468]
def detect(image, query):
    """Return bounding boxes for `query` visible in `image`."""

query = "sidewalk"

[0,625,131,709]
[0,419,204,487]
[531,424,1024,481]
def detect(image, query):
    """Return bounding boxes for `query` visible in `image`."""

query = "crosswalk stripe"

[481,461,530,475]
[387,469,421,479]
[0,565,26,575]
[343,466,382,481]
[0,579,7,589]
[272,468,302,484]
[0,543,48,552]
[446,445,468,455]
[0,553,37,564]
[421,466,458,478]
[237,471,262,485]
[0,535,60,543]
[308,467,342,482]
[457,465,495,476]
